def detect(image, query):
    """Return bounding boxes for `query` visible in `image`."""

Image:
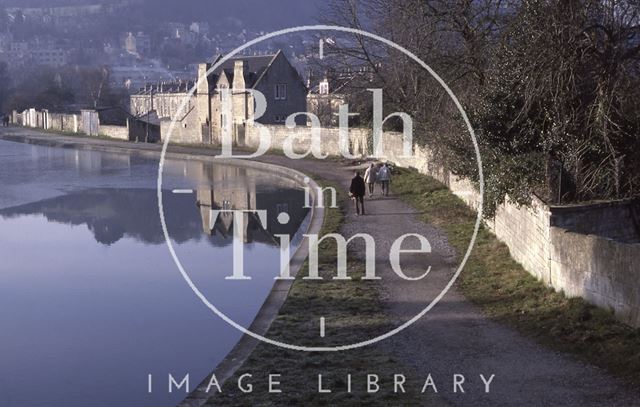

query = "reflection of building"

[0,157,307,248]
[194,165,308,245]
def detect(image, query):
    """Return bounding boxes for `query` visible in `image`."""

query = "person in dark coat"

[349,171,366,216]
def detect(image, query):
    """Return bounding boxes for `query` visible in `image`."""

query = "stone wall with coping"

[244,123,370,157]
[99,124,129,140]
[379,131,639,327]
[550,227,640,327]
[550,200,639,243]
[47,112,79,133]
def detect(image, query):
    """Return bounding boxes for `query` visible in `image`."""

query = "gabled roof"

[209,51,280,89]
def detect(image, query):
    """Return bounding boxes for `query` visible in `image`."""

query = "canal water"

[0,139,309,407]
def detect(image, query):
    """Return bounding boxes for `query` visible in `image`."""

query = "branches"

[319,0,640,212]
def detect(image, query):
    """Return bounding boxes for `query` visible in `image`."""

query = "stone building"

[197,50,308,144]
[1,38,69,68]
[122,32,151,55]
[128,50,307,144]
[306,76,347,127]
[129,81,196,119]
[306,67,374,127]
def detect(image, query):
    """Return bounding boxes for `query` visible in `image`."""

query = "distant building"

[306,67,375,127]
[0,38,69,68]
[129,81,196,120]
[307,76,347,127]
[0,33,13,52]
[6,1,143,27]
[122,32,151,55]
[31,47,69,67]
[190,22,210,37]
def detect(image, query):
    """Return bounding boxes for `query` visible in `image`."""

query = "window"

[221,113,227,128]
[275,84,287,100]
[319,80,329,95]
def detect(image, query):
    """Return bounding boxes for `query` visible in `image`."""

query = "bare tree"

[75,66,111,109]
[320,0,640,213]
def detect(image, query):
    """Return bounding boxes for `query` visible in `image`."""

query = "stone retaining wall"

[99,124,129,140]
[379,131,639,327]
[550,200,640,243]
[48,112,79,133]
[244,124,370,157]
[550,228,640,327]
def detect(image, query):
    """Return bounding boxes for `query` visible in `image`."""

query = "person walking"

[363,163,378,197]
[378,163,392,196]
[349,171,366,216]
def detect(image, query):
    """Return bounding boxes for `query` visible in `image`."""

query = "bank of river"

[4,127,638,407]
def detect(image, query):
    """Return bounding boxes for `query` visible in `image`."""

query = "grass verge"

[392,167,640,388]
[205,179,442,406]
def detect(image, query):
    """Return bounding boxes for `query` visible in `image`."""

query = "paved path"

[1,127,638,406]
[262,150,640,406]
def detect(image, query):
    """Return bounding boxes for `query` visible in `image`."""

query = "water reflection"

[0,185,308,248]
[0,139,309,407]
[0,161,309,248]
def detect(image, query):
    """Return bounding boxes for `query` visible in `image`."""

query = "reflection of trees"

[0,188,202,246]
[90,218,125,246]
[0,184,309,247]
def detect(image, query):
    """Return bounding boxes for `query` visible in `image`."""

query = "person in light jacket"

[363,163,378,197]
[377,163,392,196]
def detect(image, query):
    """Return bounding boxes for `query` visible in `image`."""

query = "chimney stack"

[234,60,245,75]
[233,60,247,89]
